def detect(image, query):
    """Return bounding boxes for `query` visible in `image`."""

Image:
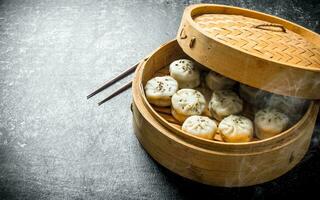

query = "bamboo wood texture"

[177,4,320,99]
[132,39,320,187]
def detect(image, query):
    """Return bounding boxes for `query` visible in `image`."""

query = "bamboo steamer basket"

[177,4,320,99]
[131,4,320,187]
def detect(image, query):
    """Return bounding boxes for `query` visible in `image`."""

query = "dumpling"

[254,108,289,139]
[205,71,236,91]
[218,115,253,143]
[144,76,178,107]
[209,90,243,121]
[169,59,200,89]
[171,89,206,122]
[182,115,218,140]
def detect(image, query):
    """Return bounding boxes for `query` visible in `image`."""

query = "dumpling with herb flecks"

[218,115,253,143]
[144,76,178,107]
[182,115,218,140]
[171,89,206,122]
[254,108,289,139]
[209,90,243,121]
[169,59,200,89]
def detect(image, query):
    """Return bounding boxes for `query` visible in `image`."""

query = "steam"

[227,69,318,186]
[239,68,315,127]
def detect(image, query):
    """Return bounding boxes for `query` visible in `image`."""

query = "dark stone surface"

[0,0,319,199]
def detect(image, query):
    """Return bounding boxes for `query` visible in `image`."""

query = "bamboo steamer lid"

[177,4,320,99]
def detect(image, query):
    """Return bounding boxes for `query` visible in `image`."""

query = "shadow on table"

[0,145,43,200]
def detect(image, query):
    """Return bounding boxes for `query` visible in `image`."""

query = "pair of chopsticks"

[87,61,139,106]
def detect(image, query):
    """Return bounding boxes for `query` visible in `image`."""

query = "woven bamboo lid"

[177,4,320,99]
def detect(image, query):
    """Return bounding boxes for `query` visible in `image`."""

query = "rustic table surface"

[0,0,320,199]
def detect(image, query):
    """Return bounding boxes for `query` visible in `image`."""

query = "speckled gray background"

[0,0,320,199]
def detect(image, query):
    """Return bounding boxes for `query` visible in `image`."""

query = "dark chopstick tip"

[98,99,108,106]
[87,92,95,99]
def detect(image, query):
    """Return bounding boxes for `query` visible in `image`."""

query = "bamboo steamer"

[131,4,320,187]
[177,4,320,99]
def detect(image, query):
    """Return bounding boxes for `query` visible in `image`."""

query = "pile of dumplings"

[144,59,308,143]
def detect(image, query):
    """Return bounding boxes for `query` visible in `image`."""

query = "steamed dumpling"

[205,71,236,91]
[182,116,218,140]
[169,59,200,89]
[254,108,289,139]
[218,115,253,143]
[209,90,243,121]
[144,76,178,107]
[171,89,206,122]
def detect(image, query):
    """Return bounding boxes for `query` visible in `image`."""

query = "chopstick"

[87,62,139,99]
[98,81,132,106]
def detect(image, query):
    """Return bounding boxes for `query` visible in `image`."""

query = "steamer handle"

[253,24,286,33]
[180,27,187,39]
